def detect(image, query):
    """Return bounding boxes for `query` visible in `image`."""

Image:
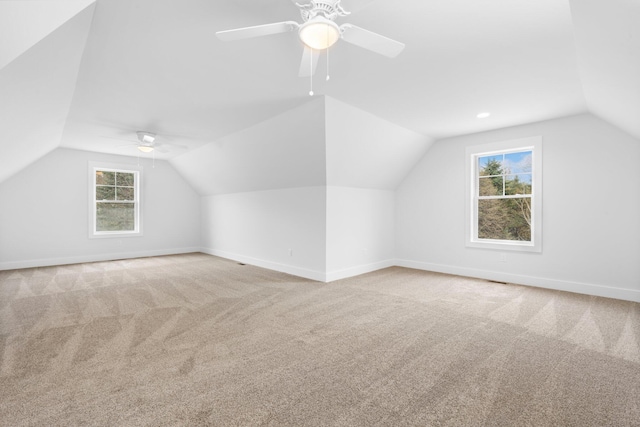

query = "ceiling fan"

[134,131,159,153]
[111,131,186,154]
[216,0,405,79]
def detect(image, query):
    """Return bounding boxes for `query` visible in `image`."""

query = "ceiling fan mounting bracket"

[295,0,350,22]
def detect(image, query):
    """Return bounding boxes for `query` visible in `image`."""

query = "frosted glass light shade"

[299,18,340,50]
[137,145,154,153]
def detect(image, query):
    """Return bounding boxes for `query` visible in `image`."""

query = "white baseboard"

[325,259,395,282]
[395,259,640,303]
[0,247,201,271]
[4,249,636,302]
[201,248,327,282]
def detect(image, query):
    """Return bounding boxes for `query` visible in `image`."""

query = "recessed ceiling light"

[477,112,491,119]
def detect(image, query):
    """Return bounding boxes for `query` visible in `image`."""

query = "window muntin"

[90,164,141,237]
[466,136,541,252]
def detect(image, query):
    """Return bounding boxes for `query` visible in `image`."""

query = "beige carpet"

[0,253,639,426]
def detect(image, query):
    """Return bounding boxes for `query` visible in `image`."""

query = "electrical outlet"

[288,248,293,257]
[499,253,507,263]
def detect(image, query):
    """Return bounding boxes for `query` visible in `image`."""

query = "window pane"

[503,151,532,174]
[96,186,115,200]
[478,155,503,177]
[96,203,135,231]
[117,187,134,201]
[96,170,115,185]
[479,176,503,196]
[505,174,532,195]
[478,198,531,241]
[117,172,134,186]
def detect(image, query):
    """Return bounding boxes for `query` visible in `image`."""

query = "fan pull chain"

[152,148,156,168]
[326,44,330,81]
[309,48,314,96]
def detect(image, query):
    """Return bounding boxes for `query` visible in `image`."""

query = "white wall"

[192,96,428,282]
[325,96,432,189]
[396,113,640,302]
[326,187,395,281]
[201,187,327,281]
[0,148,201,269]
[200,187,395,283]
[320,97,428,281]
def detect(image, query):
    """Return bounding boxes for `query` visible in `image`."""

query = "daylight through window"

[466,136,542,252]
[477,150,532,241]
[91,166,141,236]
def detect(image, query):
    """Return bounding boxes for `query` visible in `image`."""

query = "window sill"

[467,239,541,253]
[89,231,143,239]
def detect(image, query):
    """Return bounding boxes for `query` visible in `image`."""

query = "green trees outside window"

[95,170,137,232]
[477,151,532,241]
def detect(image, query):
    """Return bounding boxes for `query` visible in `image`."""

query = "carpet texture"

[0,253,639,426]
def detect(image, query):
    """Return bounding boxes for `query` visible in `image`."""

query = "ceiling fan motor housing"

[296,0,350,22]
[136,131,156,144]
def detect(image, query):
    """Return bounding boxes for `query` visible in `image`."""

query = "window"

[465,136,541,252]
[89,163,142,237]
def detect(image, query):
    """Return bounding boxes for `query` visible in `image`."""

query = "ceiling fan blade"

[340,24,405,58]
[298,46,319,77]
[216,21,299,41]
[100,135,137,143]
[155,142,187,153]
[153,145,170,153]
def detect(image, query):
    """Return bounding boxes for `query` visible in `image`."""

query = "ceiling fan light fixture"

[299,17,340,50]
[137,145,154,153]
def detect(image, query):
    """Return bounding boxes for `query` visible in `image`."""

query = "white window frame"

[465,136,542,252]
[89,162,143,238]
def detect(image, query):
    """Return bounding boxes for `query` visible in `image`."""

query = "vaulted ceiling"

[0,0,638,189]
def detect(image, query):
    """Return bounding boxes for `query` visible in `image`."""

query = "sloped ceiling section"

[171,95,432,195]
[0,0,95,70]
[322,0,587,139]
[59,0,315,159]
[170,97,327,195]
[0,0,638,188]
[0,2,95,184]
[325,96,433,190]
[570,0,640,140]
